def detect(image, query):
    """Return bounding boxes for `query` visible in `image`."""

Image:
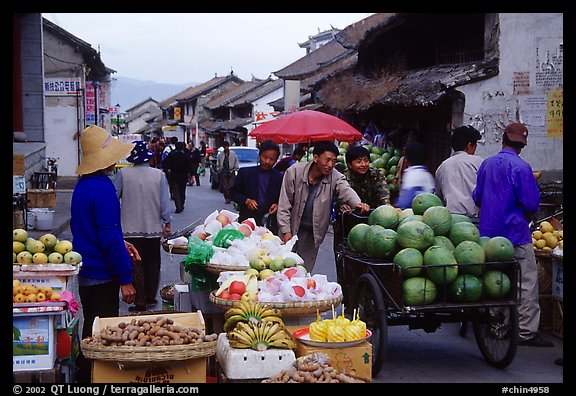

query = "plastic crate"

[215,333,295,380]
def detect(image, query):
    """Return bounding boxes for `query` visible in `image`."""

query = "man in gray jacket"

[277,140,369,273]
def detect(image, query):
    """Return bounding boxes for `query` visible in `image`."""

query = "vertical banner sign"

[85,82,96,126]
[284,80,301,113]
[546,89,563,138]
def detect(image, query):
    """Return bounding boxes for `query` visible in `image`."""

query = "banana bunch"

[309,306,367,343]
[228,321,296,351]
[223,300,283,332]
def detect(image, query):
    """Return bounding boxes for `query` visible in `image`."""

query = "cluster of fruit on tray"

[245,254,300,280]
[532,220,563,252]
[224,300,296,351]
[13,228,82,265]
[13,279,61,303]
[308,306,367,343]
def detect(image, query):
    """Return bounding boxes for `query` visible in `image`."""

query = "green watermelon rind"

[403,277,437,306]
[449,274,483,302]
[396,220,435,251]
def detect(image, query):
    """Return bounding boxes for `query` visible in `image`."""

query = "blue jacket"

[473,148,540,246]
[70,173,133,285]
[231,165,283,225]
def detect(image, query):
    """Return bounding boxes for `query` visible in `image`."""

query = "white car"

[210,146,259,189]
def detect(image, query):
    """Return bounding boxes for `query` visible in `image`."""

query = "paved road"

[48,171,563,384]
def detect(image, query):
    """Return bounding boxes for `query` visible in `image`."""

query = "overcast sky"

[42,13,374,85]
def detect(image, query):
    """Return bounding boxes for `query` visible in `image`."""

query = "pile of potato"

[83,316,218,347]
[262,353,368,383]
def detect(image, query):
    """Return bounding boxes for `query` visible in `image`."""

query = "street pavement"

[40,172,564,384]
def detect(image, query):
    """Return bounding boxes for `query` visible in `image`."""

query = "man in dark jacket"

[231,140,283,233]
[162,141,191,213]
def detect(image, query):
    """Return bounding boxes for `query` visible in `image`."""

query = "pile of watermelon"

[346,192,516,307]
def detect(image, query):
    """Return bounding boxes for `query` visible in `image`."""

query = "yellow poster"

[546,89,563,137]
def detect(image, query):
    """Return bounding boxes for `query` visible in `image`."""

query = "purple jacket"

[472,148,540,246]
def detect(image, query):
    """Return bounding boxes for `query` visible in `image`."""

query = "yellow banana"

[229,329,254,345]
[260,307,282,318]
[270,338,296,349]
[264,322,280,339]
[223,314,245,331]
[267,329,290,342]
[238,322,257,340]
[261,316,284,326]
[260,322,273,340]
[224,307,246,320]
[228,339,251,349]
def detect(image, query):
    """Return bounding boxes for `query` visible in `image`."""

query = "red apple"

[238,224,252,237]
[283,268,298,280]
[229,293,242,301]
[219,289,231,299]
[197,232,207,241]
[216,213,231,227]
[306,278,316,289]
[241,219,256,231]
[292,285,306,297]
[229,280,246,295]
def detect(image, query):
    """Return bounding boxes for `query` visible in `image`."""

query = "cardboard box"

[552,258,563,301]
[27,189,57,208]
[13,154,25,176]
[289,326,372,381]
[13,314,56,371]
[15,274,73,293]
[91,311,208,383]
[92,359,207,383]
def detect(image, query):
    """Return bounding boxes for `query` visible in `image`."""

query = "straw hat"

[76,125,135,175]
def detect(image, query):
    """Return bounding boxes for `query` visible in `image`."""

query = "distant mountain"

[111,76,194,111]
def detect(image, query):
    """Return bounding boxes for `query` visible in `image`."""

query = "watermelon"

[423,245,459,285]
[398,214,424,228]
[451,213,473,224]
[394,247,424,278]
[478,236,491,250]
[396,220,435,251]
[449,221,480,247]
[372,158,386,168]
[347,223,371,253]
[366,225,397,259]
[422,206,453,236]
[398,208,414,221]
[484,236,515,262]
[371,146,384,155]
[381,152,391,166]
[449,275,483,302]
[369,204,399,229]
[432,235,455,252]
[369,153,380,162]
[403,277,437,306]
[412,192,444,215]
[483,270,511,299]
[388,155,401,167]
[454,240,486,276]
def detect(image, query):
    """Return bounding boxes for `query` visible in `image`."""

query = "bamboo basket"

[161,241,188,255]
[208,291,342,316]
[204,262,250,274]
[80,338,216,362]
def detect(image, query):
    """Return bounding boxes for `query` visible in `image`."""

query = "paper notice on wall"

[546,88,563,138]
[518,95,551,148]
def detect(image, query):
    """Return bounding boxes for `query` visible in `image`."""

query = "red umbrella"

[249,110,362,144]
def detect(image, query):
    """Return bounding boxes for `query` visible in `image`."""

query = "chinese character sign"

[85,82,96,125]
[546,89,563,138]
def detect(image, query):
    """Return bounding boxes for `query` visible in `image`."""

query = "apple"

[229,280,246,295]
[292,285,306,297]
[197,232,208,241]
[283,267,299,280]
[229,293,242,301]
[306,278,316,289]
[241,291,257,301]
[241,219,256,231]
[219,289,231,300]
[238,224,252,237]
[216,213,231,227]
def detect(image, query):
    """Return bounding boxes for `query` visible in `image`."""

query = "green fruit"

[39,233,58,250]
[269,258,285,271]
[403,277,437,306]
[397,214,424,228]
[249,259,266,271]
[423,245,459,285]
[48,252,64,264]
[368,204,399,229]
[411,192,443,216]
[432,235,455,253]
[393,247,424,278]
[388,155,401,167]
[396,220,435,251]
[484,236,515,262]
[478,236,491,250]
[347,223,371,253]
[451,213,473,225]
[371,146,384,155]
[449,222,480,247]
[283,257,297,268]
[13,241,26,254]
[422,206,453,236]
[483,270,511,299]
[454,240,486,276]
[372,158,386,168]
[449,275,483,302]
[64,251,83,265]
[54,240,73,255]
[26,239,46,254]
[17,251,33,264]
[13,228,28,243]
[365,225,397,259]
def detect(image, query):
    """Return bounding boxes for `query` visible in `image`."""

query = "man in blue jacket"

[473,123,552,347]
[231,139,283,233]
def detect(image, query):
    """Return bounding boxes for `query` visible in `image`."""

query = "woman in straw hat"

[71,125,142,381]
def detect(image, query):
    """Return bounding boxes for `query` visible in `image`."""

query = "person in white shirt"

[435,126,484,219]
[395,142,436,209]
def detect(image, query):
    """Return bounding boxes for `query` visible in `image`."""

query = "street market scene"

[13,13,563,386]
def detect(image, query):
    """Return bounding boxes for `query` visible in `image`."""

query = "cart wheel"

[472,305,519,369]
[352,273,387,375]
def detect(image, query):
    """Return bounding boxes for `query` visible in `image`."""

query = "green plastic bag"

[183,237,214,269]
[212,229,245,248]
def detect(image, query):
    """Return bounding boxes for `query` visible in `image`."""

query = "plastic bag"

[212,229,245,248]
[183,237,214,269]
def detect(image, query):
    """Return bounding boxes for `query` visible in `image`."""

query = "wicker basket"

[208,291,342,316]
[204,262,250,274]
[162,241,188,255]
[80,338,216,362]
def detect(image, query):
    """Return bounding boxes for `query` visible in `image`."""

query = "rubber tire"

[472,305,519,369]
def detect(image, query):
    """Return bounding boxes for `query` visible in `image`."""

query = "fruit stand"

[335,195,522,374]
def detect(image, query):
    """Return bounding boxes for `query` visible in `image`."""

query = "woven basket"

[204,262,249,274]
[208,291,342,316]
[161,242,188,255]
[80,338,216,362]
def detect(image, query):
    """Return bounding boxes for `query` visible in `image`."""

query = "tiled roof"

[204,77,271,109]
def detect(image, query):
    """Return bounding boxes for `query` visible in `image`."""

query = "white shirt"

[435,151,484,218]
